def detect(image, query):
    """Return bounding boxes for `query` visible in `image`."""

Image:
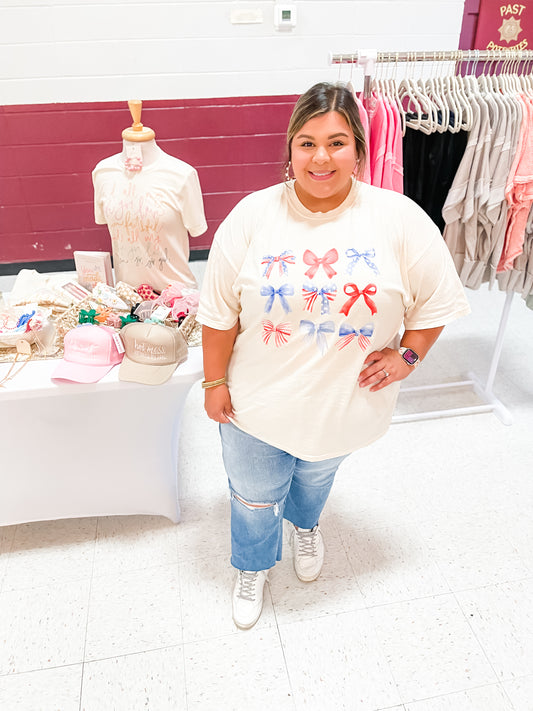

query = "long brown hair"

[286,82,367,180]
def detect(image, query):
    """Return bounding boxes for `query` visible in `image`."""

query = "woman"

[196,82,470,630]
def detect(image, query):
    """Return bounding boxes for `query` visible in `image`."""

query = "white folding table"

[0,346,203,526]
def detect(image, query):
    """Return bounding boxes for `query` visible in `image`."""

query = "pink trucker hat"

[118,322,188,385]
[52,324,124,383]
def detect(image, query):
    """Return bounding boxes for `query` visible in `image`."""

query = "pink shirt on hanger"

[366,94,389,188]
[498,94,533,272]
[381,98,404,193]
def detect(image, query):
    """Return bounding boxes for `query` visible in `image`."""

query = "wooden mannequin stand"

[122,100,155,142]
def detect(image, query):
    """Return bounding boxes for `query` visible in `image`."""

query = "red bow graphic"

[303,248,338,279]
[339,283,377,316]
[262,320,292,347]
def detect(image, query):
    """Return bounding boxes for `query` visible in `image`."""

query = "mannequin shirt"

[92,148,207,291]
[197,179,470,461]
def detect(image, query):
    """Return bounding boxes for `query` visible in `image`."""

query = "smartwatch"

[398,347,420,367]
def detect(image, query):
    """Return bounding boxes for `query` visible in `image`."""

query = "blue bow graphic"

[346,248,379,275]
[260,284,294,313]
[300,319,335,355]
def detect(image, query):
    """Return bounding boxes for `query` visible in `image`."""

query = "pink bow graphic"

[339,283,377,316]
[303,248,338,279]
[262,320,292,347]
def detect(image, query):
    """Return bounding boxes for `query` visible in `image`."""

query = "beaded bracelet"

[201,376,227,389]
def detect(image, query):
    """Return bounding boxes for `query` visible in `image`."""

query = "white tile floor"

[1,264,532,710]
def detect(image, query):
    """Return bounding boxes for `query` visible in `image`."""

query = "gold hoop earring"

[285,161,292,182]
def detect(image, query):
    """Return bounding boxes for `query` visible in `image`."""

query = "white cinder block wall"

[2,0,466,105]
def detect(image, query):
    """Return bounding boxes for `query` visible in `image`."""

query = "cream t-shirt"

[93,147,207,291]
[197,179,470,461]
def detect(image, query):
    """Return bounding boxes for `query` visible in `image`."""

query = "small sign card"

[73,251,114,289]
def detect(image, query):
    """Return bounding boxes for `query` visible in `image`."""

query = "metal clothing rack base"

[392,292,514,426]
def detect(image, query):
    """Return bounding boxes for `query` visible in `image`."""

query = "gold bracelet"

[201,376,227,389]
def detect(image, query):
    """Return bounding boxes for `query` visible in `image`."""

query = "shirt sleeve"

[91,166,107,225]
[402,202,471,330]
[196,193,258,330]
[178,168,208,237]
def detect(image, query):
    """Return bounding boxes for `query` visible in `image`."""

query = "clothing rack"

[330,49,533,99]
[329,48,527,426]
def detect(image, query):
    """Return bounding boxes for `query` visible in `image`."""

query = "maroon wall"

[0,95,298,268]
[459,0,480,49]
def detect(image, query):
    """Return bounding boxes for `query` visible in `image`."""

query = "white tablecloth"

[0,346,203,526]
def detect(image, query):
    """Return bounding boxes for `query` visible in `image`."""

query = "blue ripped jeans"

[219,422,347,572]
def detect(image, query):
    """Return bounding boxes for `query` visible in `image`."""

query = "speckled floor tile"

[502,674,533,710]
[369,594,497,703]
[93,515,178,576]
[175,496,231,562]
[0,664,82,710]
[344,523,451,606]
[184,627,294,710]
[179,555,275,643]
[279,610,401,710]
[81,647,186,711]
[403,683,514,710]
[269,536,365,624]
[85,564,182,661]
[3,517,97,591]
[456,578,533,680]
[0,579,90,675]
[417,511,531,590]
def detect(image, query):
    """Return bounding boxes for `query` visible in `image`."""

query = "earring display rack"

[328,48,527,426]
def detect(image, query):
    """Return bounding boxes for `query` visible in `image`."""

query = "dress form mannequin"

[92,100,207,291]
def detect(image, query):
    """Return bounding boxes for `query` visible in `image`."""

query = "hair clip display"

[79,309,100,324]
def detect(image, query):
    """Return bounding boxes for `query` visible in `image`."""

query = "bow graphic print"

[262,320,292,347]
[260,284,294,313]
[261,250,296,278]
[336,323,374,351]
[302,284,337,315]
[303,248,339,279]
[299,319,335,355]
[346,248,379,275]
[339,283,377,316]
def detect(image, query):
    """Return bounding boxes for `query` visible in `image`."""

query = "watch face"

[402,348,419,365]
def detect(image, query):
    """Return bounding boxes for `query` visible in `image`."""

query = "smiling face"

[290,111,358,213]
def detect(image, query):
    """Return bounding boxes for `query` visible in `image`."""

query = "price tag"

[124,143,143,172]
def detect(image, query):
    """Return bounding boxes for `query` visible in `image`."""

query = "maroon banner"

[474,1,532,51]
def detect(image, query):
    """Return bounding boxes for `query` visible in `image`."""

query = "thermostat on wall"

[274,3,297,30]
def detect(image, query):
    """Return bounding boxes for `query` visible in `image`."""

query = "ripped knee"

[231,490,280,517]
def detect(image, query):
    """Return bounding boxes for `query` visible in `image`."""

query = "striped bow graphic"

[261,250,296,278]
[302,283,337,314]
[262,320,292,347]
[336,323,374,351]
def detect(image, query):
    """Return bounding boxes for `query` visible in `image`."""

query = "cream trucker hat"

[118,322,188,385]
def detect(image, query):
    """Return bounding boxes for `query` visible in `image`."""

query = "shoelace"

[294,528,318,557]
[236,571,260,601]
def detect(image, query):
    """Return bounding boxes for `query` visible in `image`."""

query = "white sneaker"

[232,569,268,630]
[291,524,324,582]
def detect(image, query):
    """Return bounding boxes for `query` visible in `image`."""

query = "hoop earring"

[285,161,292,182]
